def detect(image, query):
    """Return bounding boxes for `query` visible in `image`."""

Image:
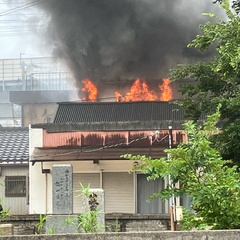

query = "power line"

[0,27,44,32]
[0,1,47,37]
[0,0,46,16]
[0,2,32,4]
[0,31,39,35]
[0,0,50,17]
[0,27,45,37]
[0,25,44,29]
[0,25,43,29]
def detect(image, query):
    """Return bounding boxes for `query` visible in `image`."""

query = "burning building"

[28,101,206,217]
[26,0,220,224]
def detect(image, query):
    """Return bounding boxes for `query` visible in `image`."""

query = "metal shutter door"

[73,173,100,213]
[103,172,134,213]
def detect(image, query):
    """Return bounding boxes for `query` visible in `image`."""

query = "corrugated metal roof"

[53,101,188,123]
[31,147,165,163]
[0,127,29,163]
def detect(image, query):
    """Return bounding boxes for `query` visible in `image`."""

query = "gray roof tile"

[0,127,29,163]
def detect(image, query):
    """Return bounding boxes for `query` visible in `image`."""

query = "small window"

[5,176,26,197]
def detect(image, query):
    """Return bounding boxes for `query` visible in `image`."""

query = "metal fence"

[0,57,75,91]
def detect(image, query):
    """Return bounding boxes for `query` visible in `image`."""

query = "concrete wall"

[23,104,57,126]
[105,213,170,232]
[0,230,240,239]
[29,128,43,214]
[3,214,170,235]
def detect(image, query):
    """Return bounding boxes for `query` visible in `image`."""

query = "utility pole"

[20,53,26,90]
[2,60,5,91]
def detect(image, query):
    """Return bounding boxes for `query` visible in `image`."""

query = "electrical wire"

[0,0,50,17]
[0,1,48,37]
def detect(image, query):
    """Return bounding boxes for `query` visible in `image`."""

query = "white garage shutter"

[103,172,134,213]
[73,173,100,213]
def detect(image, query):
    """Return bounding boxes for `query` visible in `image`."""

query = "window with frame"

[5,176,26,197]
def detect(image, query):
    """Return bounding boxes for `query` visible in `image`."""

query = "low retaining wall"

[2,214,171,235]
[3,215,39,235]
[0,230,240,239]
[105,213,170,232]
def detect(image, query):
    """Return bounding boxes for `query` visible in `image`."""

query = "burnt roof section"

[53,101,189,123]
[0,126,29,163]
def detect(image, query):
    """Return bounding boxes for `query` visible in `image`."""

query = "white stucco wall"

[29,127,43,214]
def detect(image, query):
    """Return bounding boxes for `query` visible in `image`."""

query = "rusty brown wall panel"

[81,134,104,146]
[129,133,151,147]
[105,133,127,146]
[43,129,187,148]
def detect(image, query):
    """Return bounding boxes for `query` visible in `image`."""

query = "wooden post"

[170,206,174,231]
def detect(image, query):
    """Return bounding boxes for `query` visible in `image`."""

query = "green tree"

[124,106,240,229]
[170,0,240,165]
[214,0,240,14]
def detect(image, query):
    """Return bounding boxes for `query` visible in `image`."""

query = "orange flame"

[115,78,172,102]
[115,79,158,102]
[82,79,97,102]
[159,78,172,101]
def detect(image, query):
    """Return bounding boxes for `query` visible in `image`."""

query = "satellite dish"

[26,65,33,75]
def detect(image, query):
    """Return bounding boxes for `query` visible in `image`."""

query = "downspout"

[41,162,50,214]
[45,173,47,214]
[100,169,103,188]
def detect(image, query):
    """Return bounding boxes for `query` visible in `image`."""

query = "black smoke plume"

[36,0,224,86]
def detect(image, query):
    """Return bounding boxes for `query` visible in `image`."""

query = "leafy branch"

[125,106,240,229]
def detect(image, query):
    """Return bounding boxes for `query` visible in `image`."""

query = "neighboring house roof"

[53,101,186,123]
[0,126,29,163]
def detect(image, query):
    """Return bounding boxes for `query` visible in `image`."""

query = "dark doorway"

[137,174,165,213]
